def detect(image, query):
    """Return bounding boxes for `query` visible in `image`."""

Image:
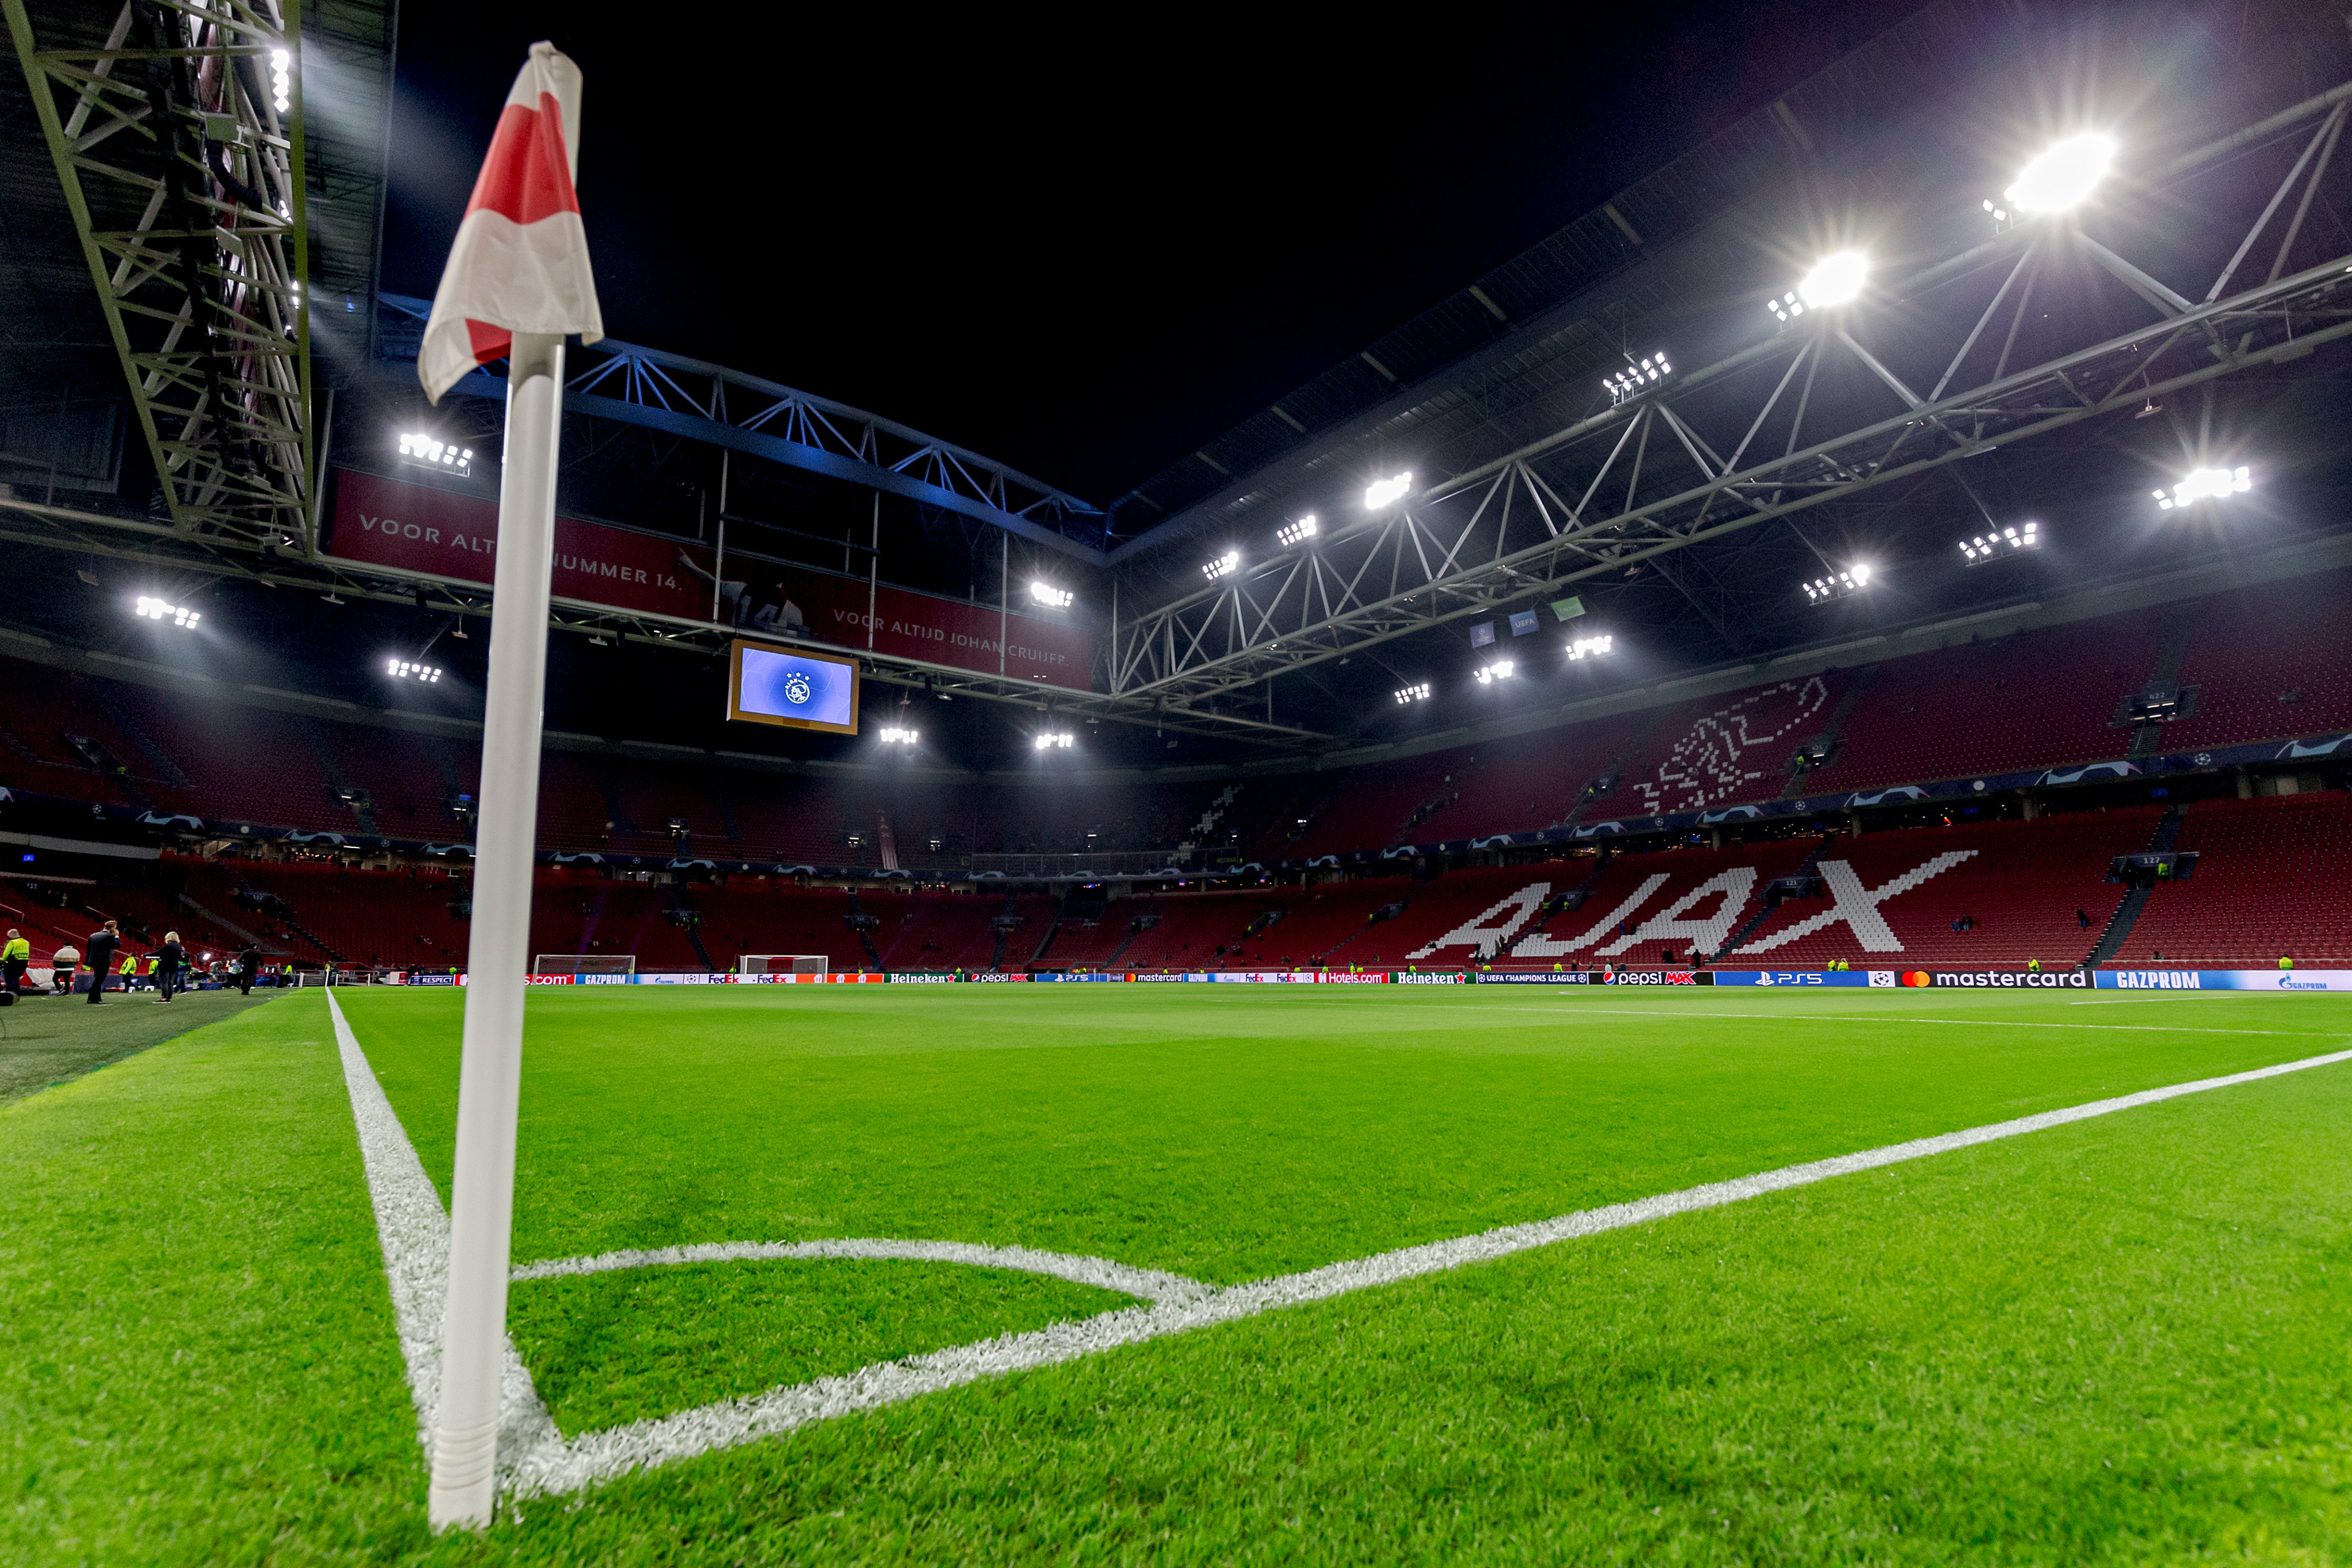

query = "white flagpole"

[430,330,566,1530]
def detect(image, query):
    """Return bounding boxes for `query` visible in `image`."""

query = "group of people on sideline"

[0,923,270,1003]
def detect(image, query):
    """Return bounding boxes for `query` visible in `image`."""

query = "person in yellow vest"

[2028,958,2042,972]
[1,928,28,1000]
[119,951,141,992]
[2279,955,2294,970]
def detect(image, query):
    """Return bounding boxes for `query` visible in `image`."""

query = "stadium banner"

[737,972,884,984]
[885,972,959,984]
[523,974,574,985]
[1600,970,1712,986]
[1473,971,1593,984]
[1883,969,2091,989]
[1710,970,1880,988]
[1319,973,1390,984]
[2095,969,2352,992]
[1390,972,1467,985]
[326,470,1094,688]
[964,973,1034,983]
[1031,972,1124,982]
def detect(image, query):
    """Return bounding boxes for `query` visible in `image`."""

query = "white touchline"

[324,990,2352,1511]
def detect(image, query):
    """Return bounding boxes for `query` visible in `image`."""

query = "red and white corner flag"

[419,41,602,403]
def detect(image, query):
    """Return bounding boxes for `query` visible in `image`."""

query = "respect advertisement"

[326,469,1094,688]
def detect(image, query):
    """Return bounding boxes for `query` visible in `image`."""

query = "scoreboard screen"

[727,639,860,735]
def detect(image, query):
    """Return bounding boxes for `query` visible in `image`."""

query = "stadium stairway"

[2104,792,2352,968]
[2083,805,2183,966]
[1716,834,1840,959]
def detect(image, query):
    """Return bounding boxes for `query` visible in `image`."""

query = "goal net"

[739,954,829,977]
[534,954,637,976]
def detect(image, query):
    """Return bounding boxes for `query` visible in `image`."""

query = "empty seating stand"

[2107,793,2352,968]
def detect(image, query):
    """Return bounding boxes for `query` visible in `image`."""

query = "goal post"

[533,954,636,976]
[738,954,829,977]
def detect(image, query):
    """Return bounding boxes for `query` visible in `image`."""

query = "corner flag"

[420,41,599,1532]
[419,42,603,404]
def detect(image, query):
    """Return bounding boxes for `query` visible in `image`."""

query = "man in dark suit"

[84,920,120,1005]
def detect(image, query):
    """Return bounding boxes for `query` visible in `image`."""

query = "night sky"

[380,1,1912,504]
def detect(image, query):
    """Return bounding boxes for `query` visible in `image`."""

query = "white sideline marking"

[326,993,566,1480]
[323,990,2352,1508]
[514,1238,1212,1304]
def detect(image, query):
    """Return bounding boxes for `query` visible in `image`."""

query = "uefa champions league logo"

[782,672,813,706]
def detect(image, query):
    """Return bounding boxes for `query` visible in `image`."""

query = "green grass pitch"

[4,984,2349,1562]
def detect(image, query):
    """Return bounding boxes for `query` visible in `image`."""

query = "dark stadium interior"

[3,0,2349,984]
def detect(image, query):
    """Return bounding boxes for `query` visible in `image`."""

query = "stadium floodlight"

[1363,471,1413,510]
[1567,634,1614,660]
[1202,549,1241,581]
[1472,660,1517,684]
[2006,132,2114,214]
[2154,466,2252,510]
[397,432,473,476]
[1276,514,1318,548]
[1800,563,1873,603]
[269,48,292,115]
[1028,580,1074,609]
[1797,251,1867,310]
[1959,520,2040,562]
[385,657,443,683]
[878,725,919,744]
[134,596,200,628]
[1394,682,1432,704]
[1034,730,1074,750]
[1603,354,1672,403]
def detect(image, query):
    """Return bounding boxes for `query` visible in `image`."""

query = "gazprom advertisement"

[729,639,860,734]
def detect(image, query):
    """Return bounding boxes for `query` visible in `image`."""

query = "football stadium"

[4,0,2351,1559]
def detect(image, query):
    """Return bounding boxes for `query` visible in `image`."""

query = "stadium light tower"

[1034,730,1074,750]
[1276,514,1318,548]
[1202,549,1240,582]
[877,725,919,744]
[1604,354,1671,403]
[385,657,443,682]
[2155,466,2252,510]
[133,596,200,628]
[2006,132,2114,214]
[1766,251,1867,323]
[397,432,474,477]
[1801,563,1872,603]
[1394,682,1432,704]
[1472,659,1517,684]
[1364,471,1413,510]
[1028,580,1074,609]
[1566,633,1614,660]
[1959,521,2039,562]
